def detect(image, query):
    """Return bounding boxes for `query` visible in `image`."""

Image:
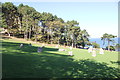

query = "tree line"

[1,2,90,48]
[1,2,119,50]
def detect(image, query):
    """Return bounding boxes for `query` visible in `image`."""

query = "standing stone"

[29,43,32,46]
[69,46,73,50]
[59,49,65,51]
[42,43,45,46]
[37,47,42,52]
[55,45,59,48]
[88,46,93,53]
[88,47,92,53]
[19,44,23,48]
[92,48,96,57]
[68,51,73,56]
[99,48,104,54]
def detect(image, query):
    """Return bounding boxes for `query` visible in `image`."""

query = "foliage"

[2,2,19,36]
[101,33,117,50]
[1,2,90,47]
[115,43,120,48]
[92,42,100,48]
[106,46,116,51]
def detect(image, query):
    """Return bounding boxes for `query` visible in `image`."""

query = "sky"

[1,0,118,38]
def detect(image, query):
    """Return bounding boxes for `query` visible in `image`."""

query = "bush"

[92,42,100,48]
[106,46,115,51]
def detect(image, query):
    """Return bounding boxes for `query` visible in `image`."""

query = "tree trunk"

[64,43,66,47]
[29,27,31,40]
[75,43,76,48]
[66,38,69,46]
[29,31,31,40]
[25,31,27,40]
[25,16,29,40]
[13,32,15,37]
[26,31,28,40]
[7,29,10,37]
[35,32,37,42]
[47,35,49,43]
[51,35,52,44]
[7,28,11,37]
[24,30,27,40]
[108,41,110,51]
[58,38,60,46]
[8,32,10,37]
[67,41,69,46]
[20,20,22,34]
[77,44,78,48]
[51,41,52,44]
[18,17,22,34]
[24,32,25,39]
[72,40,74,48]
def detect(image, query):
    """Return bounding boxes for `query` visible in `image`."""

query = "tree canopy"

[101,33,117,50]
[2,2,91,48]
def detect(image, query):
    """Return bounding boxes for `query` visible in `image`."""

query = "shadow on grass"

[43,47,59,52]
[2,41,59,54]
[1,36,11,39]
[110,61,120,65]
[2,41,120,79]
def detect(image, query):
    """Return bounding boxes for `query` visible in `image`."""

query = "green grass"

[1,37,120,78]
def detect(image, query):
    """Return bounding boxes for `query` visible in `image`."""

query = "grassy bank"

[1,36,120,78]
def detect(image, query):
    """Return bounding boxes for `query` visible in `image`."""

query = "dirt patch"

[1,35,11,39]
[1,35,71,48]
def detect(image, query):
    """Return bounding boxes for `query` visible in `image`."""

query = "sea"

[89,38,119,48]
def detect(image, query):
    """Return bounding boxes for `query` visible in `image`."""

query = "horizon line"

[1,0,119,2]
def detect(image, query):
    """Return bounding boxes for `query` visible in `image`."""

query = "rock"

[68,51,73,56]
[58,49,65,51]
[19,44,23,48]
[38,47,42,52]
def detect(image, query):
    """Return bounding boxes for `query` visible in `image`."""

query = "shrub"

[106,46,115,51]
[92,42,100,48]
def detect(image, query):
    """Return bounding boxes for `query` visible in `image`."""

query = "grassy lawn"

[1,36,120,78]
